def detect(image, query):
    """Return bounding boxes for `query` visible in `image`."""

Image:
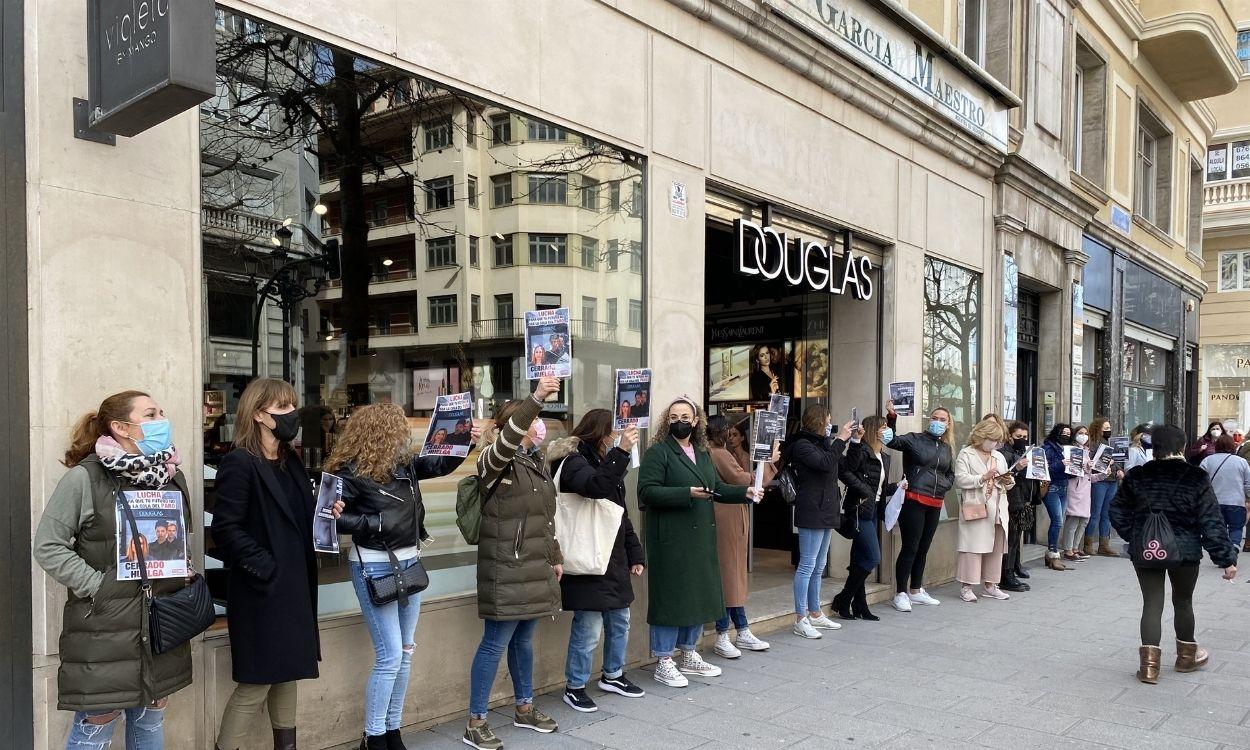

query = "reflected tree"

[922,258,981,441]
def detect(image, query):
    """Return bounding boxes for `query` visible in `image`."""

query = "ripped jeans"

[66,701,166,750]
[350,559,423,736]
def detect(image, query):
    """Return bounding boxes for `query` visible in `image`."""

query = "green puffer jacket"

[475,395,563,620]
[32,456,194,711]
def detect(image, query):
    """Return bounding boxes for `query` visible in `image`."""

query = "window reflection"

[922,257,981,447]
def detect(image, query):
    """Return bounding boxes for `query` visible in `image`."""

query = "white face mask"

[1210,429,1223,439]
[980,440,998,452]
[1075,434,1089,445]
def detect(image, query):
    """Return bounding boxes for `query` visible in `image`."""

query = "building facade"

[4,0,1238,747]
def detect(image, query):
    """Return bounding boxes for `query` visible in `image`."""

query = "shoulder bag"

[777,464,798,505]
[552,459,624,575]
[358,542,429,606]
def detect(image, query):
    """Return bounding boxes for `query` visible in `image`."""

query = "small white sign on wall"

[669,181,688,219]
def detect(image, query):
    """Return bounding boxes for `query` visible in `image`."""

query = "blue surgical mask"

[825,424,833,437]
[130,419,172,456]
[927,420,947,437]
[881,428,894,444]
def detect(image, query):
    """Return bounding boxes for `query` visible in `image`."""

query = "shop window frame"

[1218,249,1250,292]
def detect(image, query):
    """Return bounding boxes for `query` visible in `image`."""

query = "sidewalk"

[396,555,1250,749]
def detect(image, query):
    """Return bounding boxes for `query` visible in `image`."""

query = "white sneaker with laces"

[807,613,842,630]
[735,629,770,651]
[653,657,688,687]
[982,584,1010,600]
[676,649,722,677]
[909,588,941,606]
[891,592,912,612]
[713,632,742,659]
[792,617,822,639]
[959,586,978,603]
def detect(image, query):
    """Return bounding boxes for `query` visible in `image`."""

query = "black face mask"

[1012,438,1027,452]
[269,410,301,443]
[1058,434,1072,445]
[1103,430,1111,439]
[669,421,694,440]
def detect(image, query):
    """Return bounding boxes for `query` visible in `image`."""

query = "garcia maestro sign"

[733,218,874,300]
[86,0,215,137]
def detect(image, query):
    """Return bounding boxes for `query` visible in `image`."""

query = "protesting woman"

[1186,421,1225,465]
[1125,424,1153,472]
[1086,417,1124,557]
[545,410,647,714]
[328,404,478,750]
[638,397,759,688]
[998,421,1036,591]
[1110,425,1237,684]
[953,418,1014,602]
[1060,425,1105,563]
[885,401,956,611]
[788,405,855,636]
[212,379,341,750]
[1198,434,1250,549]
[463,377,563,750]
[1040,424,1073,571]
[833,415,901,621]
[706,416,775,657]
[34,391,193,749]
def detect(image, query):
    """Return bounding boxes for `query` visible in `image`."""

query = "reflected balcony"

[201,207,284,242]
[1203,177,1250,235]
[1135,0,1240,100]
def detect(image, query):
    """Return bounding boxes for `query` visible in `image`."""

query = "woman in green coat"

[638,396,759,688]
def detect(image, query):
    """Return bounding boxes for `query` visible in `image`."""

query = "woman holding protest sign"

[638,397,760,688]
[833,415,901,620]
[328,403,478,750]
[1040,423,1074,571]
[1086,417,1125,557]
[34,390,194,750]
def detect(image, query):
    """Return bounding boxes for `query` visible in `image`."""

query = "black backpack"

[1132,478,1181,569]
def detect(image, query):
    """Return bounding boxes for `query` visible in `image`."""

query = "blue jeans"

[794,527,833,615]
[1087,481,1118,538]
[1220,505,1248,549]
[1043,485,1066,552]
[715,606,749,634]
[469,618,537,719]
[850,517,881,571]
[566,607,631,688]
[66,705,165,750]
[649,624,702,658]
[350,559,423,736]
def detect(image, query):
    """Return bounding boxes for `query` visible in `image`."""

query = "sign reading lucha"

[733,218,875,301]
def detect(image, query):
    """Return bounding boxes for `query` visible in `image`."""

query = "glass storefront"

[1081,324,1103,422]
[922,257,982,446]
[1122,338,1168,429]
[199,11,646,614]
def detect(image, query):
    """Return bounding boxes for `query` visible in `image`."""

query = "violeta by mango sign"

[767,0,1010,152]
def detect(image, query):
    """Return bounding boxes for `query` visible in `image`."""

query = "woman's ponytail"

[62,390,148,467]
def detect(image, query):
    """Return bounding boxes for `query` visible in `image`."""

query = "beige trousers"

[215,681,298,750]
[956,527,1006,585]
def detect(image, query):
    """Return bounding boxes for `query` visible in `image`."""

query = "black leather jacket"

[885,413,954,499]
[336,454,468,552]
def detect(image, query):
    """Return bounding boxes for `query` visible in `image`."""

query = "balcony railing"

[201,207,284,239]
[323,267,417,288]
[471,317,619,343]
[1205,178,1250,208]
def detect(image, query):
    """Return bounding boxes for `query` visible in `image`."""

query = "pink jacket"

[1065,461,1108,517]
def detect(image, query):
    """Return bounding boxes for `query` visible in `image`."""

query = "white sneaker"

[676,649,722,677]
[909,588,941,606]
[792,617,823,639]
[735,629,770,651]
[653,657,688,687]
[713,632,742,659]
[982,584,1010,601]
[959,586,978,603]
[807,613,843,630]
[891,592,913,612]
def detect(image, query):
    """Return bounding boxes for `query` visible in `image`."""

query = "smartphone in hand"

[851,407,859,428]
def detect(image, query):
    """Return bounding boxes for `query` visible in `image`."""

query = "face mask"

[980,440,998,452]
[881,428,894,445]
[529,419,547,447]
[1210,429,1223,439]
[1102,430,1111,439]
[1058,434,1072,445]
[268,410,301,443]
[129,419,172,456]
[1012,438,1027,452]
[1075,434,1089,445]
[669,421,693,440]
[927,420,946,437]
[1141,435,1152,447]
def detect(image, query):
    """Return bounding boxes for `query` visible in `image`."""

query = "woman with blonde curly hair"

[953,417,1016,602]
[328,403,479,750]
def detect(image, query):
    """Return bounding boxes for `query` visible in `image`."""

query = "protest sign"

[1026,447,1049,481]
[769,394,791,424]
[1090,444,1114,477]
[115,490,187,581]
[889,381,915,416]
[421,392,475,457]
[750,410,784,496]
[1064,446,1086,476]
[613,369,652,430]
[1109,436,1130,464]
[524,308,572,379]
[314,473,342,553]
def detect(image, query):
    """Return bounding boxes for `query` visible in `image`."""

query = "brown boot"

[273,727,296,750]
[1175,641,1209,673]
[1137,645,1161,684]
[1082,536,1096,556]
[1045,551,1068,571]
[1097,536,1118,557]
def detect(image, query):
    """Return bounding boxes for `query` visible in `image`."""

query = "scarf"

[95,436,181,489]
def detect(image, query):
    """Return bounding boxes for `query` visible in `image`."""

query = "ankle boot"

[851,581,879,621]
[358,734,389,750]
[1097,536,1118,557]
[384,729,408,750]
[1175,640,1209,673]
[1082,536,1096,556]
[273,727,297,750]
[1137,645,1161,684]
[1045,551,1068,571]
[1014,563,1030,579]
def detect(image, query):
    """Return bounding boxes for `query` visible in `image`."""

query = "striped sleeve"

[477,395,544,482]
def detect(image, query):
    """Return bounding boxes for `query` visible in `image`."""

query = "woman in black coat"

[1110,424,1237,685]
[210,379,342,750]
[833,415,900,622]
[546,409,646,713]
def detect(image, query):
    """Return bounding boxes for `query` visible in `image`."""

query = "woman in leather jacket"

[834,415,901,621]
[328,404,478,750]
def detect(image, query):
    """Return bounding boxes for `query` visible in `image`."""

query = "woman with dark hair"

[999,420,1036,591]
[1041,423,1073,571]
[885,401,957,611]
[545,409,646,714]
[1186,421,1226,465]
[706,416,776,657]
[1198,434,1250,549]
[748,344,788,401]
[833,414,900,620]
[1110,425,1237,684]
[1086,416,1125,557]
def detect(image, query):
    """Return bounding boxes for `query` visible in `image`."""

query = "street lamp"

[250,220,335,382]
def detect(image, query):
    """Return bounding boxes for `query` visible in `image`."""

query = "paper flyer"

[313,472,343,554]
[750,410,784,463]
[1026,447,1049,481]
[420,392,475,457]
[115,490,188,581]
[1064,446,1086,477]
[1090,444,1114,476]
[613,368,652,430]
[768,394,791,423]
[1109,436,1130,464]
[889,381,915,416]
[524,308,573,380]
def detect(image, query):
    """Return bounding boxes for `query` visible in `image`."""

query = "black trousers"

[1001,515,1024,579]
[895,500,942,593]
[1135,564,1200,646]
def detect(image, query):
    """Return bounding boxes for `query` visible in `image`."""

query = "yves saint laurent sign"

[733,218,874,301]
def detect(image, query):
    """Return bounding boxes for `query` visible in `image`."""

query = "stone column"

[1062,246,1089,425]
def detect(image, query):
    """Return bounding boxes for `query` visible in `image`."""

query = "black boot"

[831,588,855,620]
[358,733,388,750]
[384,729,408,750]
[851,573,879,621]
[1000,576,1029,592]
[273,728,297,750]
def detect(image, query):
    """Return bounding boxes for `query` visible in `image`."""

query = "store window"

[1081,326,1103,420]
[922,257,982,449]
[1135,104,1173,232]
[1239,29,1250,75]
[200,13,646,615]
[1123,338,1169,429]
[961,0,985,65]
[1218,250,1250,292]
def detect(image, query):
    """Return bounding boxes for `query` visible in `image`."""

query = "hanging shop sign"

[766,0,1011,151]
[84,0,216,137]
[1071,283,1084,424]
[1002,255,1019,420]
[733,218,874,300]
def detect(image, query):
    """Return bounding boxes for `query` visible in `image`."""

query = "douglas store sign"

[733,218,875,300]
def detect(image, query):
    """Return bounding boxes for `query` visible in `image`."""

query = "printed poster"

[613,369,652,430]
[769,393,791,422]
[313,473,342,554]
[889,381,916,416]
[1109,436,1130,464]
[1026,447,1049,482]
[1090,444,1115,477]
[524,308,572,380]
[750,410,784,463]
[420,392,475,457]
[1064,446,1086,477]
[115,490,187,581]
[1002,254,1019,420]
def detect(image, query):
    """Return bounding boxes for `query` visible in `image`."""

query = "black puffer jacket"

[336,454,468,552]
[788,430,847,529]
[885,413,954,499]
[1110,459,1236,568]
[547,437,644,612]
[839,441,895,520]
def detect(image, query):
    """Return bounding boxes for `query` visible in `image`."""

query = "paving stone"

[857,700,993,740]
[1155,715,1250,747]
[1029,689,1168,729]
[567,715,708,750]
[766,708,907,746]
[670,706,811,746]
[974,723,1122,750]
[1063,717,1219,750]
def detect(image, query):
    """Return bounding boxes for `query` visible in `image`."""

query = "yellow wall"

[1202,233,1250,344]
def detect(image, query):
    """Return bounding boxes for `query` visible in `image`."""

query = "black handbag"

[359,542,429,606]
[115,489,215,655]
[778,465,799,505]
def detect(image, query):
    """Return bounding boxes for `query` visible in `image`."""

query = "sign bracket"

[72,97,116,146]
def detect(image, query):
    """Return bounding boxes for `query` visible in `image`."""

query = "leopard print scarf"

[95,436,181,489]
